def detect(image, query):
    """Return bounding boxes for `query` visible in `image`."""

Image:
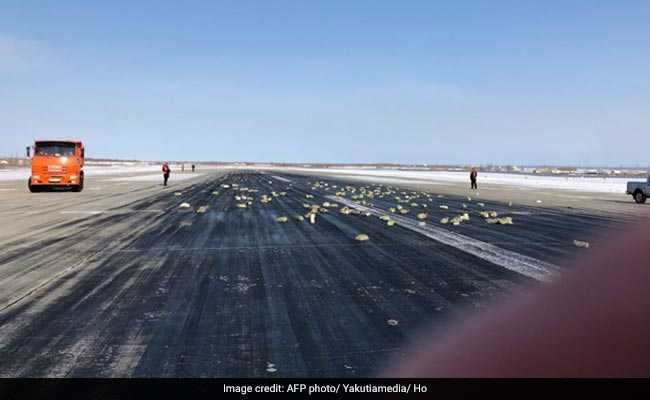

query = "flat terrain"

[0,169,645,377]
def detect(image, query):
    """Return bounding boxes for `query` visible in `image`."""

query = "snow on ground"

[105,173,204,182]
[0,169,30,181]
[281,167,639,194]
[320,174,443,186]
[0,164,221,181]
[1,163,642,194]
[0,165,161,181]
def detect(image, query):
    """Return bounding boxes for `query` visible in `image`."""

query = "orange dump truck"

[27,140,85,192]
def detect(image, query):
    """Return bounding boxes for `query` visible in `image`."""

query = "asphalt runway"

[0,170,642,377]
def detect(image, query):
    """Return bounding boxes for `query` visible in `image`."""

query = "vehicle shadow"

[601,199,648,206]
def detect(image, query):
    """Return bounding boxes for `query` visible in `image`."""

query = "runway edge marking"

[270,175,292,183]
[328,195,561,282]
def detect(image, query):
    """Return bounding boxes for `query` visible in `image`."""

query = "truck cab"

[626,177,650,204]
[27,140,85,192]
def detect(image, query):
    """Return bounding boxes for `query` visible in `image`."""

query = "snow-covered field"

[0,169,29,181]
[0,164,220,181]
[2,163,641,194]
[0,165,160,181]
[105,173,204,182]
[281,167,638,194]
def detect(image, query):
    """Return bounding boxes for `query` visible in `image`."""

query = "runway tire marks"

[0,171,624,377]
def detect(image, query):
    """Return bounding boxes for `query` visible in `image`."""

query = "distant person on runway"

[162,162,170,186]
[470,167,478,190]
[192,164,195,173]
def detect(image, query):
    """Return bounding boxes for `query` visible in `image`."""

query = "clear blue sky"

[1,1,648,165]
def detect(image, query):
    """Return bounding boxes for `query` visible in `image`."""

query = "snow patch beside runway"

[0,166,162,181]
[104,173,204,182]
[328,175,443,186]
[0,164,215,181]
[271,175,292,183]
[282,167,632,194]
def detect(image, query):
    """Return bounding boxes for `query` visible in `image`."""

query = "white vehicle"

[626,177,650,204]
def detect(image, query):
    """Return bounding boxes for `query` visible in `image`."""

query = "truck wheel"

[634,190,647,204]
[71,176,84,192]
[28,178,40,193]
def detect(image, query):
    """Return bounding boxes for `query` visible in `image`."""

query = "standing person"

[470,167,478,190]
[162,162,170,186]
[191,164,195,173]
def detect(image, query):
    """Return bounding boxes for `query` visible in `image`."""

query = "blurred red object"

[386,219,650,377]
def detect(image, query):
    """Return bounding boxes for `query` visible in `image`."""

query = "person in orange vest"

[470,167,478,190]
[162,162,170,186]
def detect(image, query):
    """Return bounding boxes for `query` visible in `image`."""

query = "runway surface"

[0,170,642,377]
